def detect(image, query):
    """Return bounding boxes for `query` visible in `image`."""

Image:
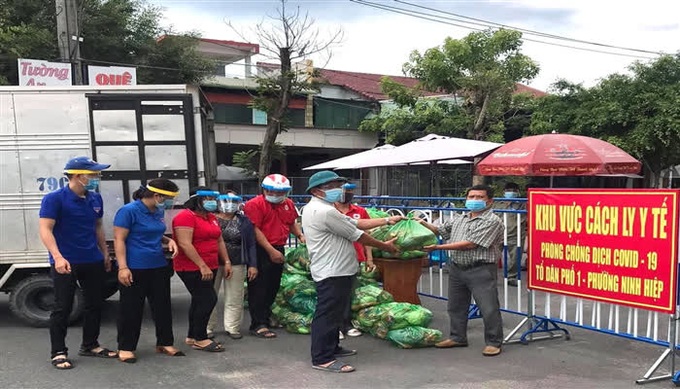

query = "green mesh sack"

[383,302,434,330]
[285,244,310,272]
[366,207,390,219]
[353,304,394,339]
[386,326,443,349]
[351,285,394,311]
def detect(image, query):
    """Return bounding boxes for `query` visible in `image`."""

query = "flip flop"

[226,332,243,340]
[192,340,225,352]
[312,360,355,373]
[250,328,277,339]
[51,355,74,370]
[156,346,186,357]
[334,347,357,358]
[78,347,118,358]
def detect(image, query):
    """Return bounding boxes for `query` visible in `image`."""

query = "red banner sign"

[528,189,680,313]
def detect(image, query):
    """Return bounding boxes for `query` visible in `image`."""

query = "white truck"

[0,85,216,326]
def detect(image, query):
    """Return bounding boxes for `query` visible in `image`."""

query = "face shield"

[218,194,243,214]
[146,184,180,210]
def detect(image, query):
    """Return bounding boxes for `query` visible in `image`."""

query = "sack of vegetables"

[366,207,390,219]
[351,285,394,311]
[285,244,311,272]
[386,326,443,349]
[369,218,438,259]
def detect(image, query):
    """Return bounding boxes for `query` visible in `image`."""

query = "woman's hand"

[118,268,133,287]
[199,265,214,281]
[166,239,179,258]
[247,266,258,281]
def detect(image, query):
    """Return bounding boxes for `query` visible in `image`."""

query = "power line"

[350,0,659,60]
[394,0,665,56]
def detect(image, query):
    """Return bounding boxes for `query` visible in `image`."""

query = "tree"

[230,0,342,181]
[403,29,539,141]
[0,0,214,85]
[233,142,286,177]
[530,54,680,187]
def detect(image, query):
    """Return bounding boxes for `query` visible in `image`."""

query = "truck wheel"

[9,275,83,328]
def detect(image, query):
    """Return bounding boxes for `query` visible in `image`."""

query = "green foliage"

[530,54,680,179]
[360,29,539,144]
[233,143,286,175]
[0,0,215,85]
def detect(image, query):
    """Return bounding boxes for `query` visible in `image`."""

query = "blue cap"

[306,170,347,193]
[63,156,110,173]
[343,183,357,190]
[218,194,242,202]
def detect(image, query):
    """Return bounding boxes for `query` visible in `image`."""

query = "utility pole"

[55,0,83,85]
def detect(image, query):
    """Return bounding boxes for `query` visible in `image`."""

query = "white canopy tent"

[347,134,502,169]
[303,144,397,171]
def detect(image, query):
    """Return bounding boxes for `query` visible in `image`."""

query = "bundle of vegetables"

[285,244,310,272]
[272,246,315,334]
[271,304,313,335]
[386,327,443,349]
[353,302,434,339]
[366,207,390,219]
[369,218,438,259]
[357,262,380,286]
[351,284,394,311]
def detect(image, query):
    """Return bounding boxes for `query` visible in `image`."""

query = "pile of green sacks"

[271,244,443,348]
[365,209,438,260]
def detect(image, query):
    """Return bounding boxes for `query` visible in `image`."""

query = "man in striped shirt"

[421,185,505,357]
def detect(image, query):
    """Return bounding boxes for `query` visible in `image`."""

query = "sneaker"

[346,328,362,337]
[339,331,345,340]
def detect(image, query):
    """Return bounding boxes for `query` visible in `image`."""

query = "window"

[213,103,252,125]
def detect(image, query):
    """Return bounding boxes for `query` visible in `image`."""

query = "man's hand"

[167,239,179,258]
[365,260,376,272]
[269,249,285,264]
[118,268,133,287]
[382,237,399,254]
[297,234,306,244]
[423,244,439,253]
[247,266,258,281]
[104,257,112,272]
[199,265,214,281]
[224,263,233,280]
[54,257,71,274]
[387,215,405,225]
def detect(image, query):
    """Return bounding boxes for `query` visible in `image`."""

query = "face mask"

[341,193,355,204]
[202,200,218,212]
[322,188,344,203]
[221,203,240,213]
[265,195,285,204]
[504,191,519,199]
[82,177,100,191]
[156,198,174,209]
[465,199,488,211]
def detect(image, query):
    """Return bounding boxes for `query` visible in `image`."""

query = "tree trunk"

[257,47,293,182]
[470,94,491,186]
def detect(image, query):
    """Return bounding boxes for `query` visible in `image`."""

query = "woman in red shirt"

[172,188,232,352]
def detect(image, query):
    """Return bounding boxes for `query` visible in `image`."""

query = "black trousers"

[49,262,106,358]
[117,266,174,351]
[177,270,218,341]
[311,276,354,366]
[247,245,284,331]
[342,274,360,333]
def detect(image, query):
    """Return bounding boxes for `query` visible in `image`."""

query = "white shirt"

[301,196,363,282]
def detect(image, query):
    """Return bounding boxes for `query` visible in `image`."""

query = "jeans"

[208,264,247,334]
[49,262,106,358]
[177,270,218,342]
[448,263,504,347]
[311,276,353,366]
[117,266,174,351]
[247,245,284,331]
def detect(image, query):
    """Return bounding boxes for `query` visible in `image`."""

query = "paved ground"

[0,275,676,389]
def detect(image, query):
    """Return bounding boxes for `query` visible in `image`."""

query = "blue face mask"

[504,191,519,199]
[156,198,174,209]
[322,188,344,203]
[202,200,218,212]
[83,178,100,191]
[465,199,488,211]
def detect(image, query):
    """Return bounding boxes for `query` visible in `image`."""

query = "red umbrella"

[476,133,641,176]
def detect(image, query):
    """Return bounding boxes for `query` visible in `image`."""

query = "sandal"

[226,332,243,340]
[334,347,357,358]
[250,327,277,339]
[312,360,355,373]
[51,354,74,370]
[78,347,118,358]
[184,338,195,346]
[156,346,186,357]
[118,351,137,364]
[192,340,225,353]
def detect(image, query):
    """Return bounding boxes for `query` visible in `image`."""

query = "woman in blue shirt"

[113,178,182,363]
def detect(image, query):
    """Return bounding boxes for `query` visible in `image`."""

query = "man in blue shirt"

[39,156,117,369]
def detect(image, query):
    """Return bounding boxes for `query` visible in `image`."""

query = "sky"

[151,0,680,92]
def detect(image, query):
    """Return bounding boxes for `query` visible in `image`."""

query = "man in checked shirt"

[421,185,505,356]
